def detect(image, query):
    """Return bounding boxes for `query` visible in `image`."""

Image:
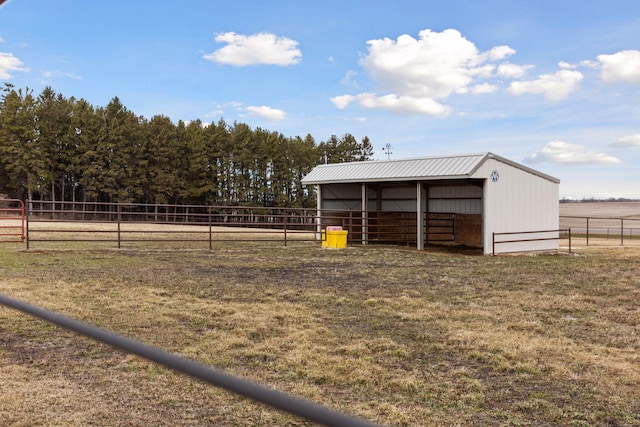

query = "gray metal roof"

[301,152,560,185]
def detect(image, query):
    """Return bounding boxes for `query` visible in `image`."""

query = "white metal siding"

[473,158,559,254]
[321,184,362,210]
[428,185,483,214]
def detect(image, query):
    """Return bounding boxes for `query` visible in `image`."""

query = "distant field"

[560,201,640,219]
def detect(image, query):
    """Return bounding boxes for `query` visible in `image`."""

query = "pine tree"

[0,84,45,202]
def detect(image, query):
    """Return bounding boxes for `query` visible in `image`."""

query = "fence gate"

[0,199,26,243]
[425,212,455,243]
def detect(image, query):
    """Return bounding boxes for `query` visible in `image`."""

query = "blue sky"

[1,0,639,199]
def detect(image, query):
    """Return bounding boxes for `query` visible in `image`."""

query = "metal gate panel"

[0,199,25,243]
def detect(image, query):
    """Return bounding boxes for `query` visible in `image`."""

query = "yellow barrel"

[322,226,348,249]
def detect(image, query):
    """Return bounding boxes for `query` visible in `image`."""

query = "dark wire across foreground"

[0,293,380,427]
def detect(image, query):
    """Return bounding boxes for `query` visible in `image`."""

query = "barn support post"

[315,185,322,240]
[361,184,368,245]
[416,183,424,250]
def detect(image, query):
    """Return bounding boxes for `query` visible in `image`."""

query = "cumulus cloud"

[204,32,301,66]
[525,141,621,165]
[331,93,451,115]
[330,94,355,110]
[597,50,640,84]
[482,45,516,61]
[361,29,511,99]
[558,60,598,70]
[246,105,286,120]
[0,52,27,79]
[332,28,518,116]
[470,83,497,94]
[508,69,583,101]
[497,62,533,79]
[610,133,640,148]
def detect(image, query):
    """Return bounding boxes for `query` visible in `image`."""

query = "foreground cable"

[0,293,380,427]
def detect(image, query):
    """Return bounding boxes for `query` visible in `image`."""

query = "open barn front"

[317,181,485,250]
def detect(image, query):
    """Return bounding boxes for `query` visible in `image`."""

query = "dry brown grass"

[1,241,639,426]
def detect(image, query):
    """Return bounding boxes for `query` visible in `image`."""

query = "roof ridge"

[318,152,487,167]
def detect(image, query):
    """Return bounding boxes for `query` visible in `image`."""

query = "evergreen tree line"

[0,84,374,209]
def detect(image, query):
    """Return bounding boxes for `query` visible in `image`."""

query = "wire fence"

[24,200,335,249]
[559,216,640,246]
[0,293,380,427]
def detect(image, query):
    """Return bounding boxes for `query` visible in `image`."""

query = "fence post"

[492,232,495,256]
[586,217,589,246]
[209,211,213,251]
[283,211,288,247]
[25,201,30,250]
[568,228,572,254]
[621,219,624,246]
[117,204,121,249]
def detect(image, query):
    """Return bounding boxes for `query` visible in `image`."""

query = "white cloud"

[246,105,286,120]
[332,92,451,116]
[497,62,533,79]
[39,70,82,84]
[525,141,621,165]
[360,29,513,100]
[330,94,355,109]
[203,32,301,66]
[508,69,583,101]
[0,52,27,79]
[471,83,497,94]
[332,28,518,115]
[483,45,516,61]
[559,60,598,70]
[610,133,640,148]
[597,50,640,84]
[340,70,359,88]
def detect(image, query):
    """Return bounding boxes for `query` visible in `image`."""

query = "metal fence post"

[25,200,30,250]
[209,210,213,251]
[117,204,121,249]
[283,211,288,247]
[492,232,495,256]
[586,217,589,246]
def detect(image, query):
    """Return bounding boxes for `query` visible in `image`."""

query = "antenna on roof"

[382,143,393,160]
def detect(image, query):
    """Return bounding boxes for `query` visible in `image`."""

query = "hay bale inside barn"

[301,152,560,254]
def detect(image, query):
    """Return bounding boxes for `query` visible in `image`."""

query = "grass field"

[1,239,639,426]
